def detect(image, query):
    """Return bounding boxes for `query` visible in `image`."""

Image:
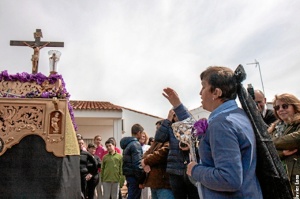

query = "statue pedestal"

[0,73,81,198]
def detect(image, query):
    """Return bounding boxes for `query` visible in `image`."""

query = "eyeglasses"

[273,104,290,111]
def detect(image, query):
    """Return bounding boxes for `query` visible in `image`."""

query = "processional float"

[0,29,81,199]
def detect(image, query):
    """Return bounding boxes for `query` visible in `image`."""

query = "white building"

[190,106,211,120]
[70,100,162,147]
[71,100,211,148]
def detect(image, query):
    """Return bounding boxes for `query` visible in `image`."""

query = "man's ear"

[213,88,222,99]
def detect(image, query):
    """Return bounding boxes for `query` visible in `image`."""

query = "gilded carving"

[0,104,44,135]
[50,111,61,134]
[0,72,78,156]
[0,79,61,97]
[5,137,14,144]
[0,98,67,157]
[46,135,64,143]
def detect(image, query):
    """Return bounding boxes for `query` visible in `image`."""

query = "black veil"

[234,65,293,199]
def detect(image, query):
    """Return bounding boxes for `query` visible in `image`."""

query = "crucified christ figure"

[23,42,50,74]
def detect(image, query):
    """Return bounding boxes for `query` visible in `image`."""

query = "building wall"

[73,106,212,151]
[190,107,211,120]
[77,122,114,145]
[121,109,161,140]
[73,108,161,150]
[73,110,122,148]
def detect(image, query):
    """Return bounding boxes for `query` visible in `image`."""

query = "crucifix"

[10,29,64,74]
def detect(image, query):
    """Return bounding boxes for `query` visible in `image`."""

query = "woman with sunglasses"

[268,93,300,197]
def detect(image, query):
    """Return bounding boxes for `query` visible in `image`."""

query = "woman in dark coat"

[79,139,99,199]
[141,141,174,199]
[268,93,300,197]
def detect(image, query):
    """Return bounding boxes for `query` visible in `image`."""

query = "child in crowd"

[101,139,123,199]
[139,131,151,199]
[87,143,101,199]
[104,137,125,199]
[120,124,145,199]
[94,135,106,199]
[94,135,106,160]
[79,139,98,199]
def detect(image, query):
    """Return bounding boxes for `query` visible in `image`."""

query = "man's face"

[94,137,102,146]
[87,147,96,155]
[139,133,146,144]
[106,143,115,153]
[136,131,142,140]
[200,80,215,112]
[254,92,266,113]
[78,140,84,150]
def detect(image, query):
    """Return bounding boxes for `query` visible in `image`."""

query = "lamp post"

[247,59,265,94]
[48,50,61,75]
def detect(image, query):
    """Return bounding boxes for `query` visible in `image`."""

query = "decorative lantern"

[48,50,61,75]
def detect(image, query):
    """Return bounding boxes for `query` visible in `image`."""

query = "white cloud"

[0,0,299,118]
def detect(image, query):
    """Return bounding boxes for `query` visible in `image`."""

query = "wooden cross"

[10,29,64,74]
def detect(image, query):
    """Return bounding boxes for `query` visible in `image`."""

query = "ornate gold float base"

[0,98,79,157]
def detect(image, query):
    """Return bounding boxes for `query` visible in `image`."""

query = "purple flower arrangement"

[0,70,77,131]
[193,118,208,136]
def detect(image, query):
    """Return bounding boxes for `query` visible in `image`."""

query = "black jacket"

[263,109,277,126]
[80,150,98,176]
[120,137,145,183]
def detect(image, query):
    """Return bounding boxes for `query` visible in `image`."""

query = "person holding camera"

[154,109,199,199]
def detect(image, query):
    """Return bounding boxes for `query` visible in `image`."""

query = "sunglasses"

[273,104,290,111]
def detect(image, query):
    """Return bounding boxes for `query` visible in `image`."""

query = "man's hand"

[141,159,145,168]
[186,161,197,176]
[139,184,145,189]
[143,165,151,173]
[85,173,93,181]
[167,109,175,122]
[283,149,298,156]
[162,87,181,108]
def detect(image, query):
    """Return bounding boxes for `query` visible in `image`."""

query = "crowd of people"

[77,65,299,199]
[78,134,124,199]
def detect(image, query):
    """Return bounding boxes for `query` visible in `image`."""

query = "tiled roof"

[69,100,122,111]
[69,100,162,119]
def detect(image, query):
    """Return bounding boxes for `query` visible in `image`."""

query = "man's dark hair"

[87,143,96,149]
[76,133,83,140]
[200,66,237,101]
[107,137,117,146]
[155,120,163,125]
[105,139,115,146]
[131,123,144,135]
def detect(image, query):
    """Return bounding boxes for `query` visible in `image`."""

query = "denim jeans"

[126,176,141,199]
[151,188,175,199]
[169,173,199,199]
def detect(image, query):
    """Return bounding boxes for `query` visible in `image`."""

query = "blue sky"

[0,0,299,118]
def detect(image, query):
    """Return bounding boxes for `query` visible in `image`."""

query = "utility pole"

[247,59,265,94]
